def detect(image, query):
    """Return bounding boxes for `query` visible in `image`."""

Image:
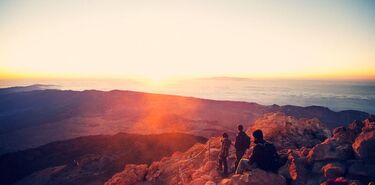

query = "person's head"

[222,133,228,138]
[238,125,244,132]
[252,129,263,140]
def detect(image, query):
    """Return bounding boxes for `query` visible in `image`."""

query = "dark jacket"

[234,131,250,151]
[249,139,279,172]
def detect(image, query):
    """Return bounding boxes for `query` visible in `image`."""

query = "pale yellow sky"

[1,0,375,81]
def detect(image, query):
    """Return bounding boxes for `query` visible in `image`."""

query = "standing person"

[218,133,231,177]
[234,124,250,170]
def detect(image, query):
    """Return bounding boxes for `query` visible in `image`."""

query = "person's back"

[250,140,279,172]
[234,125,250,170]
[235,131,250,151]
[249,130,279,173]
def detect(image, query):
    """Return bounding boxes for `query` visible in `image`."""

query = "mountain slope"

[0,133,207,185]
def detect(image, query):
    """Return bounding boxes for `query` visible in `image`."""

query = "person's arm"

[246,135,251,149]
[248,145,260,165]
[234,135,240,150]
[224,140,230,157]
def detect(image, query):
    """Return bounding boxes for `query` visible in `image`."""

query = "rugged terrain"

[0,133,206,185]
[0,86,369,154]
[104,113,375,185]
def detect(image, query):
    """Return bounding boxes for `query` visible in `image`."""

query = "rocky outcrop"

[282,117,375,185]
[347,160,375,179]
[352,117,375,163]
[106,137,288,185]
[322,163,346,179]
[307,139,354,162]
[219,169,286,185]
[104,116,375,185]
[104,164,148,185]
[246,112,331,149]
[105,114,332,185]
[105,138,225,185]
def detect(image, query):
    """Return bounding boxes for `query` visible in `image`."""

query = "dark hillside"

[0,133,207,185]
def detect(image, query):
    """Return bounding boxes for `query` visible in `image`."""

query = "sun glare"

[139,76,173,89]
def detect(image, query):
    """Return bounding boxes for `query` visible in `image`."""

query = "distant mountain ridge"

[0,86,370,154]
[0,84,58,95]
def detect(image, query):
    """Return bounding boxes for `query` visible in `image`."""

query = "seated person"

[235,129,279,174]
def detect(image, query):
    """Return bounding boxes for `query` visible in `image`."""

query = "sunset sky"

[1,0,375,81]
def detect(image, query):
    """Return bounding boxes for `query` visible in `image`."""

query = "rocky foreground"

[105,113,375,185]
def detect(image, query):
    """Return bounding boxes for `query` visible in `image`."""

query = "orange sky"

[1,0,375,81]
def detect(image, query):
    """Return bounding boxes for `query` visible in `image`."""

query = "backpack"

[257,142,279,172]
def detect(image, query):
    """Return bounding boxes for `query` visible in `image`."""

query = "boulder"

[304,174,325,185]
[104,164,148,185]
[219,169,286,185]
[320,177,349,185]
[288,153,308,185]
[332,126,356,144]
[347,160,375,178]
[352,127,375,163]
[321,163,346,179]
[362,116,375,129]
[348,180,362,185]
[312,161,328,174]
[348,120,364,135]
[307,139,354,162]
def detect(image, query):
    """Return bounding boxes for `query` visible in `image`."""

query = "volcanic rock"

[347,160,375,179]
[247,112,331,149]
[219,169,286,185]
[105,137,226,185]
[104,164,148,185]
[352,120,375,163]
[322,163,346,179]
[307,138,354,162]
[288,154,308,184]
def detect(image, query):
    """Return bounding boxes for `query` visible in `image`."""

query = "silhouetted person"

[236,129,280,174]
[234,125,250,170]
[217,133,231,177]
